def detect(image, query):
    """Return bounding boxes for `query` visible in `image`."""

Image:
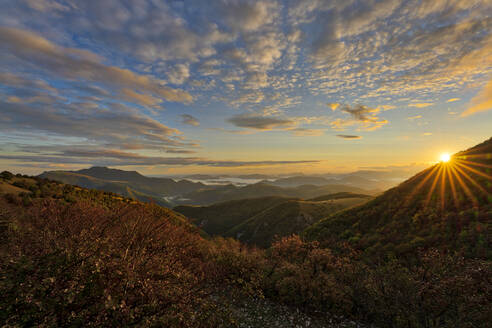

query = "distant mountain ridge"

[75,166,145,182]
[39,166,207,207]
[40,166,376,207]
[180,182,374,205]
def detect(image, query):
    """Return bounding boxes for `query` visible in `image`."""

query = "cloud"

[328,102,340,111]
[339,0,401,37]
[422,132,433,136]
[0,27,192,104]
[330,103,388,131]
[408,103,433,108]
[25,0,70,12]
[55,1,233,63]
[336,134,362,139]
[339,104,380,121]
[0,99,192,152]
[229,91,265,107]
[310,18,346,67]
[447,98,460,102]
[461,79,492,117]
[121,89,162,107]
[0,151,319,168]
[407,115,422,120]
[378,105,396,111]
[0,72,56,93]
[165,149,197,154]
[167,63,190,85]
[290,128,324,136]
[220,0,279,32]
[180,114,200,127]
[227,114,296,130]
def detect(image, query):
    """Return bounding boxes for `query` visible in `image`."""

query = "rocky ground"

[228,296,367,328]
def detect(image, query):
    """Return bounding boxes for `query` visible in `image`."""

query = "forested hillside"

[176,194,371,247]
[175,196,297,235]
[305,137,492,260]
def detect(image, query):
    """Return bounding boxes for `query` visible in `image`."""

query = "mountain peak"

[74,166,144,181]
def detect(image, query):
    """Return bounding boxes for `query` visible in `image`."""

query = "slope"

[226,197,370,247]
[305,137,492,259]
[175,193,371,247]
[174,196,295,235]
[308,192,373,202]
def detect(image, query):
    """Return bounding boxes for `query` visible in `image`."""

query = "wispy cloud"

[227,114,296,130]
[0,27,192,104]
[0,152,319,168]
[336,135,362,140]
[327,103,340,111]
[290,128,325,137]
[409,103,433,108]
[329,104,388,131]
[461,79,492,117]
[180,114,200,127]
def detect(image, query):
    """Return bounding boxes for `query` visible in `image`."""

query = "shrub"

[3,193,21,205]
[0,171,14,180]
[0,200,234,327]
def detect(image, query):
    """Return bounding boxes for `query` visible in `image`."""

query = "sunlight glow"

[402,150,491,212]
[440,153,451,162]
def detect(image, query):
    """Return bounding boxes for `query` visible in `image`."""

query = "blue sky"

[0,0,491,175]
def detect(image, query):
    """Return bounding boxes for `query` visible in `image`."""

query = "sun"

[440,153,451,162]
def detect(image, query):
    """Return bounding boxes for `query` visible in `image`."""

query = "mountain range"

[39,167,207,207]
[39,166,377,206]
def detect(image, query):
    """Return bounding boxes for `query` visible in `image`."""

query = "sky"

[0,0,491,176]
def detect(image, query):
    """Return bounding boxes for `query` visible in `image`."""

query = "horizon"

[1,1,491,176]
[23,163,427,180]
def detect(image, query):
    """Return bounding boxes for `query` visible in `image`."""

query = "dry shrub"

[0,199,233,327]
[207,237,265,298]
[261,235,492,328]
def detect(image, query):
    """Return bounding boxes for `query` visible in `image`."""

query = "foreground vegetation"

[1,172,490,327]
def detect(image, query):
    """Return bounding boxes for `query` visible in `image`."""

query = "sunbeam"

[425,165,443,207]
[456,159,492,170]
[440,164,447,211]
[453,164,491,197]
[455,161,492,181]
[449,165,479,207]
[403,165,440,208]
[445,164,460,209]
